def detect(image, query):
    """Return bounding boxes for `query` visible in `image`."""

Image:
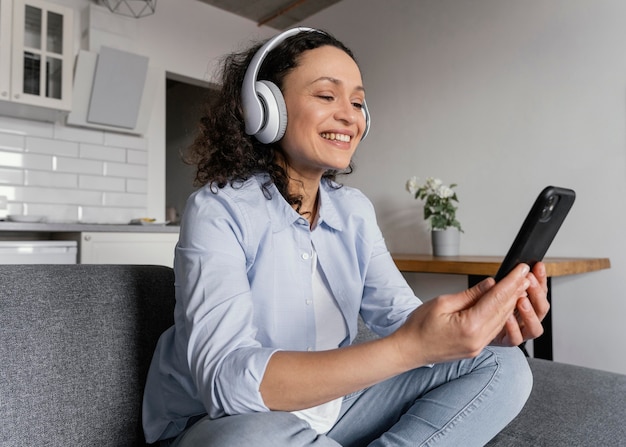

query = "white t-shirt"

[291,248,347,434]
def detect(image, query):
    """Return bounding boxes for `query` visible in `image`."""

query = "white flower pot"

[431,228,460,257]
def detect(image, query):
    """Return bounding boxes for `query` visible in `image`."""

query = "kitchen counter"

[0,221,180,234]
[0,221,180,266]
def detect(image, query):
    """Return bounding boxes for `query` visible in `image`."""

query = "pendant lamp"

[101,0,156,18]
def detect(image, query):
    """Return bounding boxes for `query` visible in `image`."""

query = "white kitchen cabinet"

[0,0,73,115]
[78,232,178,267]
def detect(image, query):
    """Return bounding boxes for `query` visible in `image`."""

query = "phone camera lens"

[540,195,559,221]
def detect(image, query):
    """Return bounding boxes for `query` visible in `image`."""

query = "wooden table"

[392,254,611,360]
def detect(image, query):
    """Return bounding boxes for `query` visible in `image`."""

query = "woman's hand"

[491,262,550,347]
[389,263,535,369]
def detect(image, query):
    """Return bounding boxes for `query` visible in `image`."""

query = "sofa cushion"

[488,357,626,446]
[0,264,175,447]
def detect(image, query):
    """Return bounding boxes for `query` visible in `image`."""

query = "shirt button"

[301,252,310,260]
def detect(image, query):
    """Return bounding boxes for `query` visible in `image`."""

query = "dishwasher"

[0,241,77,264]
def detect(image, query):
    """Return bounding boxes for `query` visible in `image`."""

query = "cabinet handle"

[84,235,91,241]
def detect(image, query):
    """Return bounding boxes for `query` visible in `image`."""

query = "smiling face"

[279,45,366,184]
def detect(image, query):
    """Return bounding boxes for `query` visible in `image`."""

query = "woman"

[143,28,549,446]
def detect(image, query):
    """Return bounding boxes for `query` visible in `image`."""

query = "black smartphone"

[494,186,575,281]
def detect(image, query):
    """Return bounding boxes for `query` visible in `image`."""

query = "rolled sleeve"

[213,347,278,415]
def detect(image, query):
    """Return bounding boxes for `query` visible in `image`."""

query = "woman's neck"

[289,177,319,225]
[276,153,322,225]
[283,166,319,222]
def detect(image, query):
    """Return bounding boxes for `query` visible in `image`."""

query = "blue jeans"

[167,346,531,447]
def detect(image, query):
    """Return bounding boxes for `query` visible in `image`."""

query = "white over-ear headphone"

[241,27,370,144]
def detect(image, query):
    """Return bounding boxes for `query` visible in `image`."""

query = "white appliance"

[0,241,77,264]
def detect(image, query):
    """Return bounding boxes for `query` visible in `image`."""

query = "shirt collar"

[257,175,344,233]
[317,180,344,232]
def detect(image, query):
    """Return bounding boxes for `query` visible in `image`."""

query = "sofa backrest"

[0,264,175,447]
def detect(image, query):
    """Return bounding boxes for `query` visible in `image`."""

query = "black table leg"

[467,275,553,361]
[468,275,486,288]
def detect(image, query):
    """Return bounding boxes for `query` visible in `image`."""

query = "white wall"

[306,0,626,374]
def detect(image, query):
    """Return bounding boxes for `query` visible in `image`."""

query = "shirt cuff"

[213,346,281,416]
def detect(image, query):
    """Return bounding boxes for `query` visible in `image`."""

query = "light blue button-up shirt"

[142,175,422,443]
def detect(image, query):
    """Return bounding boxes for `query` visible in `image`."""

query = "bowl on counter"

[7,215,46,223]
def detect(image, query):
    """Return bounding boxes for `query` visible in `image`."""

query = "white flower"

[437,185,454,199]
[425,177,442,190]
[406,176,419,195]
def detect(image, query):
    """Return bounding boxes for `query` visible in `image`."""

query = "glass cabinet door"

[22,4,42,96]
[11,0,73,110]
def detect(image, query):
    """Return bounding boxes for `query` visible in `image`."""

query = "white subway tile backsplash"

[26,136,79,157]
[0,185,18,200]
[79,174,125,192]
[0,151,53,170]
[104,131,147,150]
[0,151,22,168]
[17,186,103,205]
[26,203,80,223]
[127,149,148,165]
[80,143,126,162]
[0,115,151,220]
[24,153,54,170]
[27,152,55,170]
[0,167,24,185]
[6,202,24,216]
[55,156,104,175]
[105,161,147,179]
[103,191,147,207]
[0,132,25,152]
[126,178,147,193]
[54,122,105,145]
[26,170,78,188]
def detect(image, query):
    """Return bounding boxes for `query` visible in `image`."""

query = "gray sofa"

[1,264,625,446]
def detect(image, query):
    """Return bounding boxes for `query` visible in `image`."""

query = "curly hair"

[184,29,358,210]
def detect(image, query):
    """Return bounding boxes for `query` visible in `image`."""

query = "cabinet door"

[79,232,179,267]
[10,0,73,110]
[0,0,12,100]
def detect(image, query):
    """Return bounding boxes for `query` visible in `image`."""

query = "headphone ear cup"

[254,80,288,144]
